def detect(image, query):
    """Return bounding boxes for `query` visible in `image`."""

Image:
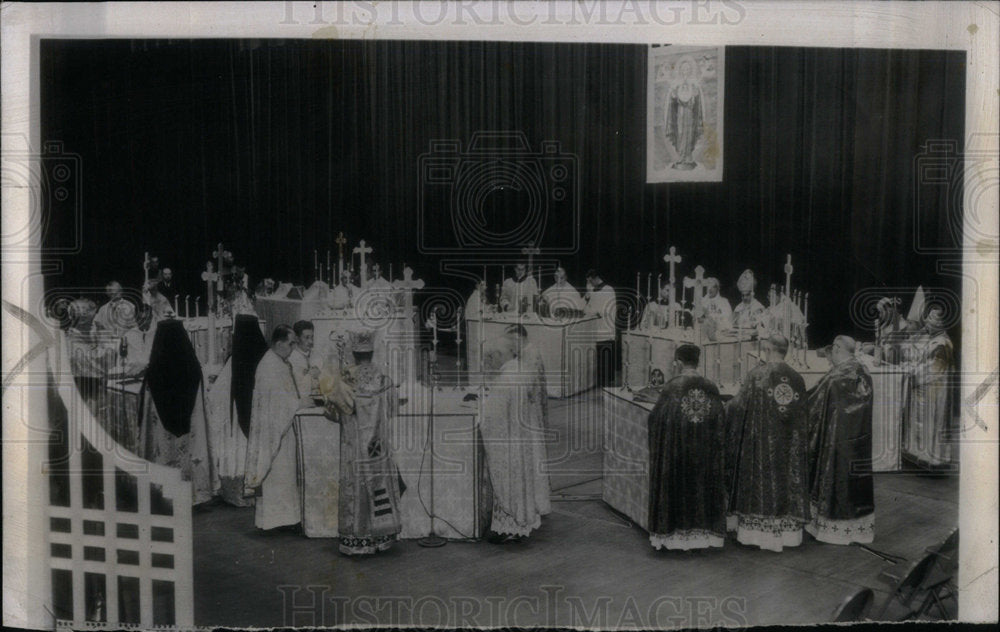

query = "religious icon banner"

[647,45,725,183]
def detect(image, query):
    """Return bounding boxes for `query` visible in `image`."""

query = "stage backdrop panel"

[647,45,725,183]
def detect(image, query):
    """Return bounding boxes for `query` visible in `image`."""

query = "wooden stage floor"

[192,386,958,628]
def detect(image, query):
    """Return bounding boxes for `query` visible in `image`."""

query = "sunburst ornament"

[680,388,710,423]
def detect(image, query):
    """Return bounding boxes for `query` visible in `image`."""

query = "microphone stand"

[418,359,447,548]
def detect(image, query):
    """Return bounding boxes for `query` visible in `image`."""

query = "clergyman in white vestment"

[244,324,313,531]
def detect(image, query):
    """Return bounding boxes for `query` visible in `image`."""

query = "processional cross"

[663,246,682,322]
[521,242,541,274]
[212,243,230,292]
[201,261,220,366]
[335,232,347,278]
[683,265,706,313]
[353,240,373,286]
[395,265,425,315]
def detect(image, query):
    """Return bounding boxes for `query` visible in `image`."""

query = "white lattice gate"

[46,335,194,629]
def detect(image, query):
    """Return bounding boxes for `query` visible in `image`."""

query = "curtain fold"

[41,41,964,345]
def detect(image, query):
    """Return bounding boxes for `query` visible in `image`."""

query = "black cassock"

[805,358,875,544]
[647,372,727,550]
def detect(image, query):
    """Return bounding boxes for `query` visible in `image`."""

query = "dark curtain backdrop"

[41,40,964,345]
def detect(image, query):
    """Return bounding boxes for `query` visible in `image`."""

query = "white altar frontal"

[292,385,489,540]
[466,311,602,398]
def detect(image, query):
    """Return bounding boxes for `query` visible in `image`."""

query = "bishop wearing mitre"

[732,270,766,330]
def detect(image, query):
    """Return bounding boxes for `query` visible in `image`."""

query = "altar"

[292,385,489,540]
[254,296,325,335]
[466,312,602,398]
[623,326,760,390]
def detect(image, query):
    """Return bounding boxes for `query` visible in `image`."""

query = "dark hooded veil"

[143,319,202,437]
[231,314,268,438]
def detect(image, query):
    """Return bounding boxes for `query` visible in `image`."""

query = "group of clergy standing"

[56,250,954,560]
[646,333,875,553]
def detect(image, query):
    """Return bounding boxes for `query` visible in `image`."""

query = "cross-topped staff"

[521,241,540,270]
[784,254,793,298]
[212,243,229,292]
[335,232,347,278]
[353,240,373,286]
[201,261,220,367]
[683,265,706,314]
[663,246,682,326]
[395,265,425,316]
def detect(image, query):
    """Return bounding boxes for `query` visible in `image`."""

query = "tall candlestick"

[646,273,652,302]
[636,272,640,298]
[184,295,190,319]
[327,250,331,274]
[173,295,179,316]
[657,274,662,302]
[195,297,200,319]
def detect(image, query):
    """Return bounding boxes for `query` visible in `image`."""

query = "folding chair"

[831,587,875,622]
[875,553,937,620]
[915,529,959,619]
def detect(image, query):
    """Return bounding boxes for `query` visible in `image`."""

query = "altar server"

[806,335,875,544]
[725,333,810,551]
[289,320,321,397]
[647,344,727,550]
[244,325,312,531]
